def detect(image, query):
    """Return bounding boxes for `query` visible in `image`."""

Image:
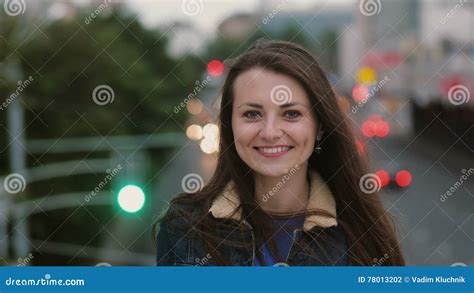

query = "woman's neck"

[253,167,310,214]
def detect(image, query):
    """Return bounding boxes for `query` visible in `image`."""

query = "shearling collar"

[208,169,337,231]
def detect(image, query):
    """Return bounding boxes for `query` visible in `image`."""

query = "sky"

[126,0,355,34]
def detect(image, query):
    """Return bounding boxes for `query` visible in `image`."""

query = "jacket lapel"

[208,169,337,231]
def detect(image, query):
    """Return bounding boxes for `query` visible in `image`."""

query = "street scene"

[0,0,472,266]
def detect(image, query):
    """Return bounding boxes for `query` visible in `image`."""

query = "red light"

[395,170,412,187]
[363,115,390,138]
[352,84,369,103]
[361,120,376,138]
[375,169,390,187]
[207,60,224,77]
[375,120,390,138]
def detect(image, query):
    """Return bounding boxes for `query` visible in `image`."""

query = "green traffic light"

[117,185,145,213]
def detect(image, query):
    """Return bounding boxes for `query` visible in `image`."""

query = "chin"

[252,165,291,178]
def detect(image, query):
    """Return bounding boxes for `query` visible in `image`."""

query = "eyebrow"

[238,102,305,109]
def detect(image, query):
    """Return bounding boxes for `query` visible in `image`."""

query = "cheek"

[292,120,317,149]
[291,129,314,147]
[232,120,254,149]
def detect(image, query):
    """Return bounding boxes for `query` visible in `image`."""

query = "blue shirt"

[254,215,306,266]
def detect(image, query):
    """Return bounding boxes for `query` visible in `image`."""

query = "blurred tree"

[315,29,339,72]
[0,3,204,264]
[5,7,202,138]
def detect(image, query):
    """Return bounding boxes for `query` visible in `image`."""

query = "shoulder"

[160,194,204,234]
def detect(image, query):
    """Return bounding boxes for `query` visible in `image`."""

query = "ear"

[316,126,324,140]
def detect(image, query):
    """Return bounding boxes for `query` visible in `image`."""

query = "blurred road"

[371,135,473,266]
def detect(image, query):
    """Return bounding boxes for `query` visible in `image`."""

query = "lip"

[253,145,294,158]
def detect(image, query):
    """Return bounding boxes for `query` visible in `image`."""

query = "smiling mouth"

[253,146,294,157]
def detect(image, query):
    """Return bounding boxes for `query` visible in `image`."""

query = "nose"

[259,118,283,141]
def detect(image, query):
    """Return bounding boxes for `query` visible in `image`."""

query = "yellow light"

[200,137,219,154]
[202,123,219,140]
[186,124,203,141]
[187,99,203,115]
[357,66,377,85]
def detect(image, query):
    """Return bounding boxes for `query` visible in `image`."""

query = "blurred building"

[339,0,473,105]
[167,21,208,57]
[218,13,259,39]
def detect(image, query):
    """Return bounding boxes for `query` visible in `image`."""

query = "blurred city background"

[0,0,472,266]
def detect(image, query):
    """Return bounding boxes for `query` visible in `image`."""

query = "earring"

[314,140,322,154]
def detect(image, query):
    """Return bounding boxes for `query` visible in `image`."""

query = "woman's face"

[231,68,319,177]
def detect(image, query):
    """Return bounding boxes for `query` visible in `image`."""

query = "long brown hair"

[155,39,405,266]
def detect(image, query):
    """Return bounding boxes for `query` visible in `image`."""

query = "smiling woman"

[154,39,405,266]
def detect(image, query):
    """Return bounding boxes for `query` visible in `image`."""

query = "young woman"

[155,39,405,266]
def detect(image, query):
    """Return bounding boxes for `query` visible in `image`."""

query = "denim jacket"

[156,170,351,266]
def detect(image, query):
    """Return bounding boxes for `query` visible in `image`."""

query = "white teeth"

[257,146,291,154]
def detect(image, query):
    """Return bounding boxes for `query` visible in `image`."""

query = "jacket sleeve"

[155,220,175,266]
